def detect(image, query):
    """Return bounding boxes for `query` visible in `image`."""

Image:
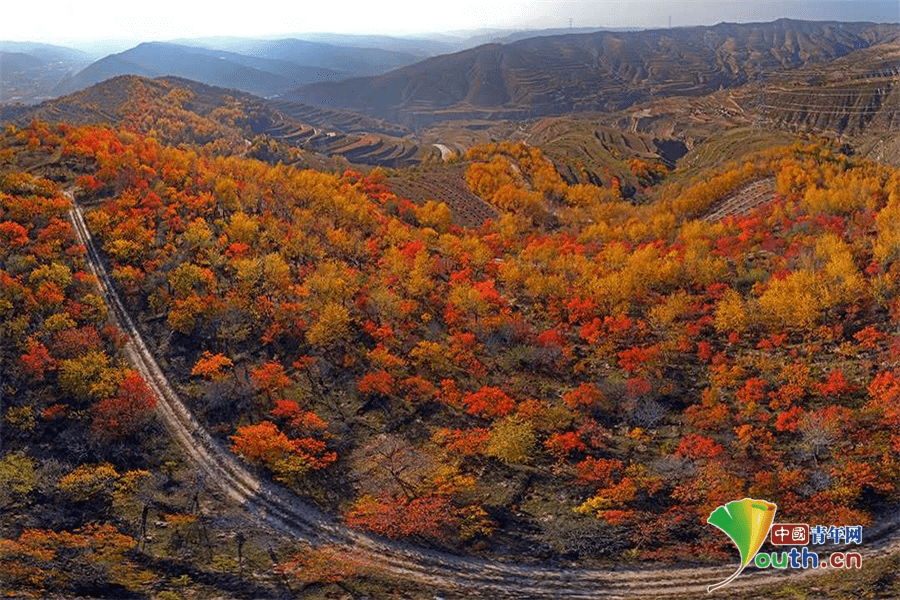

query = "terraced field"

[702,177,778,223]
[259,101,431,167]
[268,99,411,138]
[676,128,799,179]
[388,165,499,227]
[731,38,900,138]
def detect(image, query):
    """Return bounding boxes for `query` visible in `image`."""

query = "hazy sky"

[2,0,897,45]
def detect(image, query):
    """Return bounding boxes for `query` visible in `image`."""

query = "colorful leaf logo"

[706,498,777,592]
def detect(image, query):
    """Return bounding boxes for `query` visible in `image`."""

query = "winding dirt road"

[433,143,454,160]
[67,198,899,598]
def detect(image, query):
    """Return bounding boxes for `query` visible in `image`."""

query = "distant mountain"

[284,19,900,128]
[0,42,91,103]
[464,27,640,47]
[736,33,900,139]
[1,51,44,72]
[210,38,423,77]
[52,42,345,98]
[0,41,90,63]
[277,33,457,57]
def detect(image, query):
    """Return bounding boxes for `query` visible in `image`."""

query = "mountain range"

[2,36,435,104]
[3,19,898,166]
[6,19,898,115]
[283,19,899,126]
[50,42,349,98]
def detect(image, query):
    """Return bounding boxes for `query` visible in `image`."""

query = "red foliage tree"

[562,382,604,409]
[618,345,660,375]
[674,433,724,460]
[231,421,297,465]
[866,371,900,428]
[696,341,713,362]
[270,399,328,435]
[250,361,291,401]
[775,405,806,432]
[625,377,652,398]
[401,376,437,404]
[544,431,587,460]
[48,325,103,358]
[357,370,396,396]
[19,340,56,380]
[854,326,883,349]
[736,378,767,405]
[230,420,336,480]
[575,457,623,487]
[816,369,853,397]
[432,427,491,456]
[190,351,233,380]
[461,386,516,419]
[90,370,157,441]
[0,221,29,249]
[346,493,458,541]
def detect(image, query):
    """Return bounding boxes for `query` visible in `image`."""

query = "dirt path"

[433,143,454,160]
[67,197,899,598]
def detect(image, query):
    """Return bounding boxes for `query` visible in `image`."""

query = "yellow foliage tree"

[757,270,823,329]
[417,200,452,232]
[485,417,536,465]
[714,288,751,334]
[306,302,351,349]
[874,199,900,267]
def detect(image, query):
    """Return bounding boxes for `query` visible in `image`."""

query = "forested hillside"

[2,114,899,600]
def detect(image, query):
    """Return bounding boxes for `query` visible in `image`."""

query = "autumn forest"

[2,19,900,600]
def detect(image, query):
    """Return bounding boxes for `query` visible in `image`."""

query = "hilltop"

[0,75,433,167]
